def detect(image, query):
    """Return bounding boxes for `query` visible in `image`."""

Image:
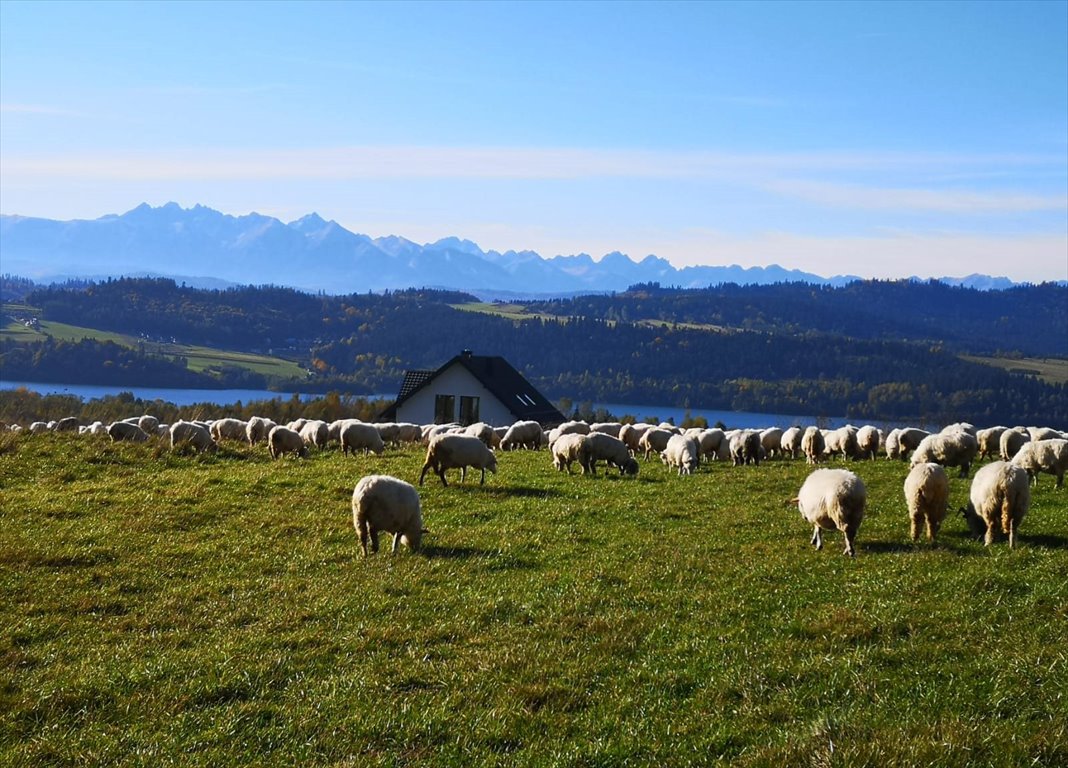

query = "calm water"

[0,379,862,428]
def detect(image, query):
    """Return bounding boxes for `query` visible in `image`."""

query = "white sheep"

[268,425,308,458]
[463,422,501,449]
[903,462,950,542]
[961,461,1030,548]
[855,425,880,460]
[662,434,699,475]
[500,420,544,451]
[1028,426,1064,442]
[792,468,866,557]
[884,428,902,460]
[760,428,783,459]
[911,431,979,478]
[639,427,675,460]
[246,416,277,446]
[299,420,330,450]
[618,423,651,454]
[170,421,219,454]
[897,428,931,458]
[341,422,385,456]
[780,427,803,459]
[556,420,591,436]
[801,426,824,465]
[824,426,859,459]
[976,426,1008,460]
[578,432,639,476]
[107,421,149,442]
[589,422,623,438]
[352,475,425,556]
[137,415,160,435]
[419,433,498,487]
[999,427,1030,461]
[551,433,588,474]
[212,417,249,443]
[729,430,762,466]
[1011,439,1068,488]
[695,428,726,460]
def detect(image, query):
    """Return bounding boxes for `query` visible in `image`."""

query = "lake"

[1,379,859,429]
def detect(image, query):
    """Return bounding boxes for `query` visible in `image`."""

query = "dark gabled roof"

[377,352,565,425]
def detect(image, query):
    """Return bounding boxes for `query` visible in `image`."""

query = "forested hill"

[4,277,1068,427]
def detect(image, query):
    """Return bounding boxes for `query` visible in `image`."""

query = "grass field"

[961,355,1068,386]
[1,318,307,380]
[1,434,1066,766]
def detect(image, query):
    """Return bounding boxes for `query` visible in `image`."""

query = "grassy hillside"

[2,434,1065,765]
[962,355,1068,386]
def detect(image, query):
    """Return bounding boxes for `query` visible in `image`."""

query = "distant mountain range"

[0,202,1021,296]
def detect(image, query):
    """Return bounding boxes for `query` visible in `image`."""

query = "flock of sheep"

[9,415,1068,557]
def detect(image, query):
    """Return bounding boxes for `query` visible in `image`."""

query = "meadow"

[1,433,1066,766]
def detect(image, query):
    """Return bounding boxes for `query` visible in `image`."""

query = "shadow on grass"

[421,544,501,559]
[1023,533,1068,549]
[861,540,917,555]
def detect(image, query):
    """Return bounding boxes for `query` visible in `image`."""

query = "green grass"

[961,355,1068,385]
[2,435,1066,766]
[1,319,306,380]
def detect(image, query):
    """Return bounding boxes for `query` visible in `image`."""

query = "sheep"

[268,425,308,458]
[657,422,681,434]
[578,432,639,476]
[760,428,784,459]
[294,420,327,450]
[884,429,902,460]
[976,426,1009,460]
[246,416,277,446]
[792,468,866,557]
[904,463,950,542]
[911,431,979,478]
[212,417,249,443]
[801,426,825,465]
[855,425,880,460]
[287,418,310,433]
[374,422,402,446]
[619,423,651,454]
[88,421,108,437]
[557,420,591,436]
[662,434,699,476]
[729,430,762,466]
[54,416,80,432]
[589,422,623,438]
[716,430,736,462]
[170,421,219,454]
[941,422,976,436]
[341,422,385,456]
[960,461,1030,548]
[999,427,1030,461]
[897,428,930,458]
[1011,439,1068,488]
[551,433,588,474]
[419,433,498,487]
[137,415,160,435]
[29,421,49,434]
[108,421,149,442]
[824,426,858,460]
[638,427,675,460]
[1027,426,1064,442]
[696,428,726,460]
[463,422,501,449]
[352,475,424,556]
[780,427,803,459]
[395,423,424,444]
[500,420,544,451]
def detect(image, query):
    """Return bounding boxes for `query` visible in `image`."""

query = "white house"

[378,350,565,426]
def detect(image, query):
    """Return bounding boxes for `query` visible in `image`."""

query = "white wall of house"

[394,362,517,426]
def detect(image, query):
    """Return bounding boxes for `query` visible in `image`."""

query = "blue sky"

[2,0,1066,281]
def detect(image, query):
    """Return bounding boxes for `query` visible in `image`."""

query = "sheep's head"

[959,503,987,539]
[486,453,498,474]
[622,458,639,476]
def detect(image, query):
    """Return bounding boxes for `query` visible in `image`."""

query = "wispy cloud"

[766,179,1068,213]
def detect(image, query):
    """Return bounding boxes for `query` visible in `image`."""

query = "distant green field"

[1,318,307,381]
[962,355,1068,385]
[2,435,1065,766]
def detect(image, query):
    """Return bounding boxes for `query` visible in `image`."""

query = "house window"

[459,396,480,426]
[434,394,455,424]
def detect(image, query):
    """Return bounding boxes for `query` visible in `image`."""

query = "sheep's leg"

[984,523,996,547]
[811,527,823,550]
[370,528,380,554]
[359,525,370,557]
[418,463,431,486]
[438,469,448,487]
[1007,520,1017,550]
[391,532,402,554]
[460,466,467,484]
[843,525,857,557]
[480,467,486,485]
[928,516,940,541]
[1056,472,1064,489]
[910,514,922,542]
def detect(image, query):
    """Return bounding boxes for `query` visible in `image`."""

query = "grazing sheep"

[246,416,277,446]
[999,427,1031,461]
[137,415,160,435]
[911,431,979,478]
[716,430,736,462]
[579,432,639,476]
[268,425,308,458]
[589,422,623,438]
[961,461,1030,548]
[760,428,784,459]
[792,468,867,557]
[28,421,49,434]
[500,420,544,451]
[780,427,803,459]
[212,417,249,443]
[463,422,501,449]
[639,427,675,460]
[352,475,424,556]
[663,434,699,476]
[824,426,859,460]
[730,430,762,466]
[551,433,588,474]
[1027,426,1064,442]
[419,434,498,487]
[53,416,80,432]
[884,429,903,460]
[695,428,726,460]
[976,426,1009,460]
[299,420,330,450]
[1011,439,1068,488]
[108,421,149,442]
[374,422,402,446]
[557,420,591,436]
[88,421,108,437]
[897,428,931,458]
[855,425,880,460]
[619,423,651,454]
[287,418,310,433]
[941,422,976,436]
[801,426,825,465]
[170,421,219,454]
[904,463,950,542]
[341,422,386,456]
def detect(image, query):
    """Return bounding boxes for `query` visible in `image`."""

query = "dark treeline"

[0,388,389,426]
[7,277,1068,427]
